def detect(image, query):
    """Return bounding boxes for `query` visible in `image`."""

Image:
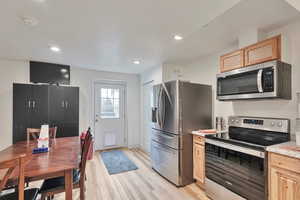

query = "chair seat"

[0,188,39,200]
[40,169,80,193]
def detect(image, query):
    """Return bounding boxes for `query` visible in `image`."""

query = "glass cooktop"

[206,126,290,151]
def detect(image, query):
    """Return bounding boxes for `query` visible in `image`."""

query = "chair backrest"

[26,127,58,142]
[79,131,92,185]
[0,154,27,200]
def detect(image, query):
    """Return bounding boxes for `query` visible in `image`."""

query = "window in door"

[100,88,120,119]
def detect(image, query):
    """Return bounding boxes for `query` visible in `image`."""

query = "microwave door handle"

[257,69,264,93]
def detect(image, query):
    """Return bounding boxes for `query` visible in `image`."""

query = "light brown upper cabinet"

[220,49,244,72]
[244,35,281,66]
[219,35,281,72]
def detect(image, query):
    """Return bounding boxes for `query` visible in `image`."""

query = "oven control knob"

[271,122,275,127]
[277,122,283,127]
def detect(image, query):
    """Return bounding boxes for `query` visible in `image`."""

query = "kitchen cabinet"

[269,152,300,200]
[244,35,281,66]
[48,85,79,138]
[219,35,281,72]
[13,84,49,143]
[193,135,205,184]
[13,84,79,143]
[220,50,244,72]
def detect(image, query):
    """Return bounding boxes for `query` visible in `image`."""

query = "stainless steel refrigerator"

[151,80,212,186]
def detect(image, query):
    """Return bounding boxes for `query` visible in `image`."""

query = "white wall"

[180,19,300,138]
[0,60,29,150]
[0,59,141,150]
[139,66,162,151]
[180,46,237,127]
[162,64,185,82]
[140,65,162,85]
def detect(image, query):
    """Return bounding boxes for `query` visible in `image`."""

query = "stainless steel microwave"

[217,60,291,100]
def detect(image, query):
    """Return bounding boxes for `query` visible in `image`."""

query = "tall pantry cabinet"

[13,83,79,143]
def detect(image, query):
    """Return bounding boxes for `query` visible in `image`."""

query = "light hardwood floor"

[32,148,209,200]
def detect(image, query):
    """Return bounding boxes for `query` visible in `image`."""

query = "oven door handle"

[206,139,265,158]
[257,69,263,93]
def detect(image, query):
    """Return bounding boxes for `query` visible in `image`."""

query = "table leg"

[80,182,85,200]
[65,169,73,200]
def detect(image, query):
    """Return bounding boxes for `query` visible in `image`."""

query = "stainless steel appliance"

[217,60,291,100]
[205,116,290,200]
[151,80,212,186]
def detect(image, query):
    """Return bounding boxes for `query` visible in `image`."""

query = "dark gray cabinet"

[48,85,79,138]
[13,83,79,143]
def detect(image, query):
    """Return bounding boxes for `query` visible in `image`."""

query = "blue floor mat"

[100,150,138,175]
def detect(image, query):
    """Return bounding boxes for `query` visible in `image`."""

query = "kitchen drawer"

[151,140,179,185]
[269,152,300,173]
[152,129,179,149]
[193,135,205,145]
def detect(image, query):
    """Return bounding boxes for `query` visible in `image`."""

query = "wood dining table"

[0,136,81,200]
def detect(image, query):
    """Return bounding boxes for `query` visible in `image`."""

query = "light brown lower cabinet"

[269,152,300,200]
[193,135,205,184]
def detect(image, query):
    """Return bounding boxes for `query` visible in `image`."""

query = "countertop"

[191,130,218,137]
[266,141,300,159]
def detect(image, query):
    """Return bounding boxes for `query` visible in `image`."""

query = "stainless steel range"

[205,116,290,200]
[151,80,212,186]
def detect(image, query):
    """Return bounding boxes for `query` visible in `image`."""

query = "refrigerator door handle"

[157,86,162,128]
[161,89,166,128]
[162,82,173,106]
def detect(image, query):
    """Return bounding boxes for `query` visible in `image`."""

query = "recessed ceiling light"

[49,45,61,52]
[174,35,183,41]
[133,60,140,65]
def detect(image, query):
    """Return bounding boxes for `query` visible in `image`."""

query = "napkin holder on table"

[37,124,49,149]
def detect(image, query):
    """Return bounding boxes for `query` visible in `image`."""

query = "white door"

[94,83,126,150]
[142,82,153,154]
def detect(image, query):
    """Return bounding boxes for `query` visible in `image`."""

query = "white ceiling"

[168,0,300,64]
[0,0,299,74]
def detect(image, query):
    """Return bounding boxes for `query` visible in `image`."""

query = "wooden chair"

[40,131,93,200]
[0,155,38,200]
[26,127,58,142]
